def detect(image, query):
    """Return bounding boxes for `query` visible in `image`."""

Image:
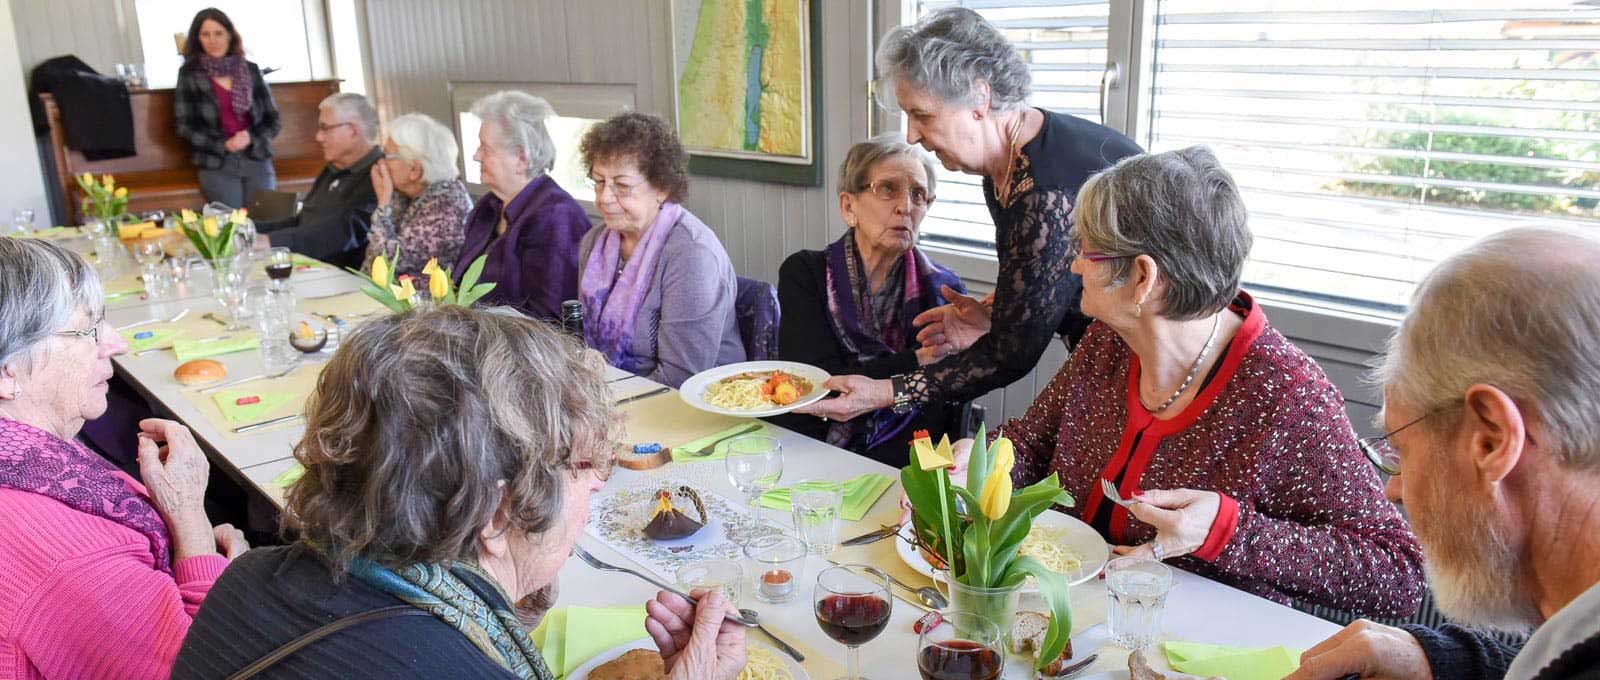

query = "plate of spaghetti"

[679,361,831,417]
[570,638,805,680]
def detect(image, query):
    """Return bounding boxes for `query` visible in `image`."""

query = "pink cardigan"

[0,471,228,679]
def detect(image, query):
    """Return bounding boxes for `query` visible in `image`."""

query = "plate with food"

[897,509,1109,589]
[569,638,807,680]
[679,361,831,417]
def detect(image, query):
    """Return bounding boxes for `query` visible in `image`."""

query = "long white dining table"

[97,257,1341,680]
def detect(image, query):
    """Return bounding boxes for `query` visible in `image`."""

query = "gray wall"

[9,0,142,75]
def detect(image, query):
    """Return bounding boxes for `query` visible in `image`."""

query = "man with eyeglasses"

[255,92,384,269]
[1288,228,1600,680]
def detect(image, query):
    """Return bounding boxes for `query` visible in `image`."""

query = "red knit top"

[1003,292,1424,617]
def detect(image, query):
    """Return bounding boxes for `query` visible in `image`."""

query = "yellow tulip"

[180,208,198,223]
[80,172,93,186]
[371,255,390,286]
[202,216,218,237]
[978,438,1016,520]
[390,277,416,300]
[428,269,449,299]
[114,187,128,199]
[101,174,114,189]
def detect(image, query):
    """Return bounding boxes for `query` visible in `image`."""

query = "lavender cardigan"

[577,210,745,387]
[456,175,592,321]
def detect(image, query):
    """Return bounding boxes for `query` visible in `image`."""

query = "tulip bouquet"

[901,426,1075,670]
[176,207,248,261]
[352,248,496,313]
[77,173,130,225]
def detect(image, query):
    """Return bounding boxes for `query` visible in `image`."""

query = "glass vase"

[939,571,1025,646]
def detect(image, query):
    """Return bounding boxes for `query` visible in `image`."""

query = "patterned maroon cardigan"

[1002,292,1424,617]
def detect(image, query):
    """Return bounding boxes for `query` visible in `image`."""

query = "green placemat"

[211,389,298,423]
[669,422,768,462]
[292,254,325,269]
[272,463,305,488]
[172,335,260,362]
[24,227,69,238]
[120,327,182,352]
[103,283,144,301]
[760,473,897,521]
[1165,641,1302,680]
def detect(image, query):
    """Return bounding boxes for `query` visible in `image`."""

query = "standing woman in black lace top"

[800,7,1141,424]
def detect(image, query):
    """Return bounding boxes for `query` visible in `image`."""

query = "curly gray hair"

[384,113,461,184]
[0,238,103,373]
[472,91,558,177]
[837,133,939,197]
[1073,146,1251,320]
[876,7,1031,111]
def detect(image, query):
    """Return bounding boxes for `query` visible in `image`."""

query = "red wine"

[815,594,889,646]
[918,640,1003,680]
[265,263,293,280]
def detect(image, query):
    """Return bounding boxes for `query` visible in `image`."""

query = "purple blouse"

[455,175,593,321]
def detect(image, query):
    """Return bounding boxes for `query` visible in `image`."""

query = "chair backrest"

[735,276,780,361]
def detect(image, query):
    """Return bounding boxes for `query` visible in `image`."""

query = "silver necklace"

[1146,313,1221,415]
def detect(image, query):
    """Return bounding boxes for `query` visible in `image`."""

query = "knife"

[841,524,901,547]
[612,386,669,406]
[197,366,295,394]
[233,414,303,433]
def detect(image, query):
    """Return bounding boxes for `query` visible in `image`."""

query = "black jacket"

[261,146,383,269]
[27,55,135,159]
[173,60,282,169]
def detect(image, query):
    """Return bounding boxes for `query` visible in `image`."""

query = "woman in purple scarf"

[577,112,744,388]
[769,136,967,467]
[174,8,281,209]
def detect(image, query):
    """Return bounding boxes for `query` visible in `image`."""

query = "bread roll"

[174,359,226,385]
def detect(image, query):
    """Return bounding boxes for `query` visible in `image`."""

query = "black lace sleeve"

[900,188,1082,405]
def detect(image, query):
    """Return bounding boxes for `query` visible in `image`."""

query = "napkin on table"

[211,389,298,423]
[120,327,182,352]
[272,464,305,488]
[530,605,647,678]
[669,422,768,462]
[24,227,69,238]
[760,472,897,521]
[172,335,260,362]
[1165,640,1303,680]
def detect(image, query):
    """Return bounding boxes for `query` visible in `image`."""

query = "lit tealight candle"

[759,569,793,600]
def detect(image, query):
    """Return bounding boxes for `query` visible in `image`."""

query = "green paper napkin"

[24,227,68,238]
[120,327,182,352]
[292,254,324,269]
[1166,641,1303,680]
[272,463,305,488]
[172,335,260,362]
[212,389,298,423]
[669,422,768,462]
[760,472,896,521]
[103,283,144,301]
[531,608,567,675]
[561,606,647,677]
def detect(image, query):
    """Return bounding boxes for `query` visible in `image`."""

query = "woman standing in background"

[173,8,281,208]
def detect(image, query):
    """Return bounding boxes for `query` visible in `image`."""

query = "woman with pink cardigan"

[0,239,247,679]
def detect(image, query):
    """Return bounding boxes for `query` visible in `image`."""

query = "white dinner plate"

[679,361,831,417]
[567,638,809,680]
[896,509,1110,589]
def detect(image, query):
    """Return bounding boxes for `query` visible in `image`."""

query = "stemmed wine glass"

[213,269,248,331]
[264,247,294,290]
[724,435,783,545]
[814,564,892,680]
[916,611,1005,680]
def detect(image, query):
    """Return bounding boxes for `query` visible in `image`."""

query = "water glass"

[744,534,807,604]
[213,271,248,331]
[12,208,35,234]
[725,435,783,545]
[143,266,176,300]
[675,559,743,603]
[790,479,844,555]
[1105,556,1174,651]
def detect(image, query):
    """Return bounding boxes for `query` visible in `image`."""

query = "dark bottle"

[561,299,585,341]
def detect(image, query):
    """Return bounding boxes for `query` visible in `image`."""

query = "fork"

[678,422,763,457]
[570,546,762,627]
[116,308,189,331]
[1100,478,1141,509]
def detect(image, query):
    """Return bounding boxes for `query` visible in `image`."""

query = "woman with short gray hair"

[456,91,591,321]
[0,238,247,679]
[364,112,472,278]
[801,7,1144,426]
[172,306,747,680]
[949,146,1424,617]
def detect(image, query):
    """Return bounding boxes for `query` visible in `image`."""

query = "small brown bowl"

[288,326,328,353]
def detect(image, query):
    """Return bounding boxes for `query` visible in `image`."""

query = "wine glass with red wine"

[814,564,891,680]
[264,247,294,289]
[917,611,1005,680]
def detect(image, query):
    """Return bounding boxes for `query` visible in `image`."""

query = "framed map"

[671,0,822,186]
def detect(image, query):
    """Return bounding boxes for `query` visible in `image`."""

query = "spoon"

[883,570,948,609]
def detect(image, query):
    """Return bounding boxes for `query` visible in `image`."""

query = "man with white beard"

[1286,228,1600,680]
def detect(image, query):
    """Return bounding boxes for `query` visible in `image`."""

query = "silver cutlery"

[134,333,232,356]
[197,367,296,394]
[1101,478,1140,509]
[233,414,303,433]
[116,309,189,331]
[1044,653,1099,679]
[202,312,230,326]
[570,545,762,628]
[751,621,807,664]
[678,421,763,457]
[611,386,670,407]
[303,290,362,300]
[841,524,900,547]
[823,554,945,610]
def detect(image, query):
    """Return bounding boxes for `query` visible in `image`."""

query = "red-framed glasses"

[1067,234,1131,263]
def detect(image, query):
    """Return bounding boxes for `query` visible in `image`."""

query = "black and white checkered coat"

[173,60,282,170]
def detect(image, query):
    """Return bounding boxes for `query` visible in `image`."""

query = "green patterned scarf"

[346,554,553,679]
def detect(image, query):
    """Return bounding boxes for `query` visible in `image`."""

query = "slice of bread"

[1010,610,1073,676]
[588,648,664,680]
[617,445,672,470]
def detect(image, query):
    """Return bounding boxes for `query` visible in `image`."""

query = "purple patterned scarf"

[0,418,173,574]
[581,202,684,371]
[823,231,962,450]
[198,53,251,118]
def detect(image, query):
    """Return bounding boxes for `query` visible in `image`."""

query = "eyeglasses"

[55,312,106,345]
[1358,410,1437,476]
[317,122,354,134]
[1067,233,1131,263]
[862,179,933,207]
[586,177,641,200]
[562,451,617,482]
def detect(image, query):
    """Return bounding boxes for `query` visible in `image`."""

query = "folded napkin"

[172,335,260,362]
[103,282,144,300]
[24,227,69,238]
[273,463,305,488]
[530,606,647,679]
[669,422,768,462]
[292,254,324,269]
[1165,641,1302,680]
[212,389,298,423]
[120,327,182,352]
[760,473,896,521]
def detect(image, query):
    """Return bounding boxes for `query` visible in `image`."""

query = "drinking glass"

[814,564,891,680]
[264,247,294,289]
[134,238,165,266]
[213,270,249,331]
[256,292,297,373]
[744,534,806,604]
[724,435,783,545]
[1105,556,1174,651]
[791,479,844,555]
[12,208,35,234]
[917,611,1005,680]
[675,559,743,603]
